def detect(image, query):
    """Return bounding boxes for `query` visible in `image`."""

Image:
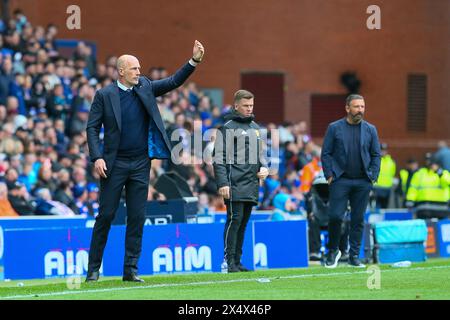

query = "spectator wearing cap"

[36,106,48,120]
[14,124,29,143]
[57,153,73,170]
[0,181,18,216]
[7,180,35,215]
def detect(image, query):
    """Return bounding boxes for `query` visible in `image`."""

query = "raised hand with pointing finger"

[192,40,205,63]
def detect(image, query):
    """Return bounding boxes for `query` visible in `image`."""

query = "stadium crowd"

[0,9,449,225]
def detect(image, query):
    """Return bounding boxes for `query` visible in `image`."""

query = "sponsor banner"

[2,220,308,280]
[437,219,450,258]
[254,221,308,269]
[102,223,234,275]
[0,216,91,274]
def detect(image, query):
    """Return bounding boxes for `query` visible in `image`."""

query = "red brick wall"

[10,0,450,166]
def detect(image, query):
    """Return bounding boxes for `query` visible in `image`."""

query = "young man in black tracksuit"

[213,90,269,272]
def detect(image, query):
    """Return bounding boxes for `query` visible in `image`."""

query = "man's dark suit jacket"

[86,62,195,172]
[321,118,381,183]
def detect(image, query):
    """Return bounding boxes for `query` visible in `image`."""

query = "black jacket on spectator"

[33,178,58,196]
[54,188,79,214]
[8,194,35,216]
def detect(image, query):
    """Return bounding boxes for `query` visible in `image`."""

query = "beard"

[350,112,363,123]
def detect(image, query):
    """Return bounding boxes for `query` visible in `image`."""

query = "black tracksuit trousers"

[223,201,253,265]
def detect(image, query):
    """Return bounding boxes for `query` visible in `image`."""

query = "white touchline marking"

[1,265,449,300]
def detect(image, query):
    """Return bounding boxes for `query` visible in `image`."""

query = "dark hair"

[13,9,24,16]
[346,94,364,106]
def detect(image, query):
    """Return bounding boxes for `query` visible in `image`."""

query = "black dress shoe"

[236,263,251,272]
[227,264,240,273]
[85,271,99,282]
[123,274,145,283]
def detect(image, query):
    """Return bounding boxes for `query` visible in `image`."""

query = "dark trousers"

[416,208,450,220]
[87,154,150,276]
[308,216,350,254]
[308,216,323,254]
[223,201,253,264]
[327,177,372,257]
[374,187,391,209]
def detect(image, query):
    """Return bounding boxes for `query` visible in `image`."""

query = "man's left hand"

[193,40,205,62]
[257,167,269,180]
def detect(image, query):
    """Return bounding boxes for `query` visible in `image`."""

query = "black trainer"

[339,252,349,262]
[348,256,366,268]
[309,252,322,262]
[325,250,341,269]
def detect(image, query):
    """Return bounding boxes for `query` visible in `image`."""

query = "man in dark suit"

[85,40,205,282]
[321,94,381,268]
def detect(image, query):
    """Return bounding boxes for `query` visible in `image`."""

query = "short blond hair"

[234,89,254,104]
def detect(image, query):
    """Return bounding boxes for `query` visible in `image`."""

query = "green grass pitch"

[0,258,449,300]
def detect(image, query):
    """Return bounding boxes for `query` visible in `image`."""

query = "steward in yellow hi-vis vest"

[373,143,396,209]
[406,155,450,220]
[397,158,419,208]
[400,169,410,193]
